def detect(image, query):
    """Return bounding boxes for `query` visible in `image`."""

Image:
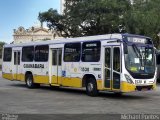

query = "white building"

[60,0,65,14]
[13,25,62,44]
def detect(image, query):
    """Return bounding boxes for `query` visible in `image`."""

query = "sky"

[0,0,60,43]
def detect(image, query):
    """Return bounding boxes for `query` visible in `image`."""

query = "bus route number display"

[127,37,147,44]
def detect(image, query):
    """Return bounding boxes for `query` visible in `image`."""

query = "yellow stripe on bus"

[34,75,49,84]
[121,81,136,92]
[12,73,25,81]
[61,77,82,88]
[3,73,141,93]
[96,80,103,90]
[2,73,13,80]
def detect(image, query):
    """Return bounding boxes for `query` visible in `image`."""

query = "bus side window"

[64,43,81,62]
[22,46,34,62]
[157,54,160,65]
[82,41,101,62]
[105,48,110,68]
[35,45,49,62]
[3,48,12,62]
[113,47,120,72]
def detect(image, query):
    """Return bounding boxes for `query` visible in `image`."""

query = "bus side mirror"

[124,44,128,54]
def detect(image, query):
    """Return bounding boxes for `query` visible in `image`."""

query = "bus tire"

[86,78,99,97]
[25,74,35,89]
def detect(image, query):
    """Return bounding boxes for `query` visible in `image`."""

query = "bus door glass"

[104,46,121,90]
[13,51,21,80]
[51,48,62,84]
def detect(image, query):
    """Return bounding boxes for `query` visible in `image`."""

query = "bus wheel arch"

[82,74,99,96]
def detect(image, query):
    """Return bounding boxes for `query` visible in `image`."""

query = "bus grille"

[136,85,153,91]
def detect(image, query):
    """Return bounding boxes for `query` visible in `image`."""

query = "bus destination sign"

[127,37,148,44]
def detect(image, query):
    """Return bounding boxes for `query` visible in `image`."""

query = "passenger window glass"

[3,48,12,62]
[113,47,120,72]
[14,52,20,65]
[64,43,81,62]
[22,46,34,62]
[52,50,57,65]
[82,41,101,62]
[35,45,49,62]
[18,52,20,65]
[105,48,111,68]
[58,49,62,65]
[52,49,62,65]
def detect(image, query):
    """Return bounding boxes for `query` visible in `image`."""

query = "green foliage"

[0,41,5,58]
[38,9,68,37]
[125,0,160,48]
[38,0,160,48]
[39,0,131,37]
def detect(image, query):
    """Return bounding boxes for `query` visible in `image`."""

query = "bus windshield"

[125,44,155,74]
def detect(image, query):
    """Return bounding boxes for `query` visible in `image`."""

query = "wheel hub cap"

[88,83,93,92]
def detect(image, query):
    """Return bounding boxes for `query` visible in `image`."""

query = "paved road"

[0,72,160,115]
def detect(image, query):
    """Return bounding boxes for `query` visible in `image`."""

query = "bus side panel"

[2,61,13,80]
[61,62,102,89]
[22,62,50,84]
[18,73,25,81]
[34,75,49,84]
[96,79,103,90]
[2,47,13,80]
[80,62,103,90]
[11,48,23,81]
[12,73,25,81]
[61,62,82,88]
[62,77,82,88]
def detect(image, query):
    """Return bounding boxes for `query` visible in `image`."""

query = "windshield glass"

[125,44,155,74]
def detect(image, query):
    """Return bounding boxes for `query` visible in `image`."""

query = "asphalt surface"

[0,72,160,119]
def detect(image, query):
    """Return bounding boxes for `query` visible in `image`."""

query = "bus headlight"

[124,74,134,84]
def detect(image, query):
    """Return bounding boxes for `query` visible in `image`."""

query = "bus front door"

[104,46,121,91]
[13,51,21,80]
[51,48,62,84]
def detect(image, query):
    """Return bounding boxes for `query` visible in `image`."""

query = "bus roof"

[3,33,150,48]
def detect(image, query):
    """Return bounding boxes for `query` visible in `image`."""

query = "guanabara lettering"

[23,64,44,68]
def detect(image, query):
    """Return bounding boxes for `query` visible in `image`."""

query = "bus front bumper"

[121,81,156,92]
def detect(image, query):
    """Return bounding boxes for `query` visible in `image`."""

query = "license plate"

[142,88,148,91]
[135,80,143,84]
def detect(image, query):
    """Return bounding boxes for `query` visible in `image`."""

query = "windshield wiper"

[132,44,142,58]
[132,44,143,67]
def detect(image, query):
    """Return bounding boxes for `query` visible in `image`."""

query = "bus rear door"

[51,48,62,84]
[13,48,21,80]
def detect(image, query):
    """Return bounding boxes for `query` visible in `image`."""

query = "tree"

[0,41,5,58]
[124,0,160,48]
[38,9,66,37]
[38,0,160,48]
[38,0,131,38]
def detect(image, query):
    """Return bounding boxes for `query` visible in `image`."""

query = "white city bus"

[2,33,157,96]
[156,51,160,82]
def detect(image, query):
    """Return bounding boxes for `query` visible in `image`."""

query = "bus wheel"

[86,78,99,97]
[25,74,35,88]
